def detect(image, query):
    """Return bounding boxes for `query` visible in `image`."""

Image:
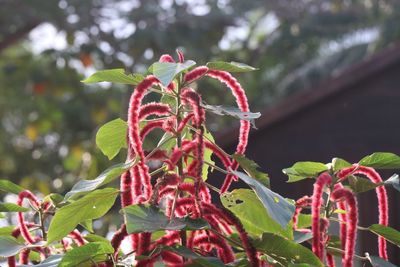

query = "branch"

[0,20,41,53]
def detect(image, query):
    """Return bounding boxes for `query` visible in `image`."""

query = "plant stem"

[205,182,221,194]
[175,74,188,254]
[326,247,368,261]
[328,217,369,231]
[38,209,47,241]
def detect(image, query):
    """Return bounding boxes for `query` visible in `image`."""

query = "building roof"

[216,41,400,147]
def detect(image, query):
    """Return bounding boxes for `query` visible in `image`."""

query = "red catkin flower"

[162,117,176,133]
[69,230,85,246]
[219,207,259,267]
[7,223,37,266]
[326,253,335,267]
[206,70,250,193]
[331,188,358,267]
[205,141,232,168]
[7,257,16,267]
[334,183,347,250]
[177,113,194,133]
[205,214,233,235]
[311,172,332,260]
[17,190,40,244]
[139,102,171,120]
[128,75,160,160]
[193,233,235,263]
[19,249,30,264]
[159,54,175,63]
[181,88,205,128]
[128,75,160,201]
[153,231,180,247]
[128,165,142,201]
[110,224,128,257]
[166,147,184,170]
[120,170,134,208]
[177,50,185,63]
[140,120,165,140]
[161,250,184,265]
[293,195,312,230]
[181,88,206,213]
[338,165,388,259]
[184,66,209,84]
[137,232,152,259]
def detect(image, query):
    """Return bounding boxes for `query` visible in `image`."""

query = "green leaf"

[58,242,114,267]
[0,202,29,212]
[123,204,210,233]
[206,61,258,72]
[359,152,400,169]
[47,188,119,244]
[233,154,269,188]
[283,162,328,183]
[367,254,398,267]
[19,254,64,267]
[43,193,64,207]
[65,160,135,200]
[84,234,110,244]
[202,103,261,129]
[348,175,381,193]
[296,213,312,229]
[332,158,352,172]
[96,118,128,160]
[157,132,176,151]
[80,219,94,233]
[150,60,196,86]
[0,236,25,257]
[0,226,15,236]
[0,179,24,194]
[384,174,400,192]
[254,233,323,266]
[293,231,313,244]
[368,224,400,247]
[202,129,215,181]
[160,93,176,109]
[163,246,226,267]
[231,170,295,228]
[221,189,292,239]
[82,69,144,84]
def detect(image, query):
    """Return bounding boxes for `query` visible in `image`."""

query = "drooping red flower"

[139,102,171,120]
[110,224,128,257]
[184,66,209,84]
[293,195,312,231]
[69,230,85,246]
[338,165,388,259]
[159,54,175,63]
[334,183,347,250]
[331,187,358,267]
[206,70,250,193]
[17,190,40,244]
[311,172,332,260]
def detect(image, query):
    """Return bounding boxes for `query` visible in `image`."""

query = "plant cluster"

[1,51,400,267]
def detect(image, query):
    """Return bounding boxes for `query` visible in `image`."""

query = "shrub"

[1,51,400,266]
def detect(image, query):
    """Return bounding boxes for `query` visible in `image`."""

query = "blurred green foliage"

[1,0,400,193]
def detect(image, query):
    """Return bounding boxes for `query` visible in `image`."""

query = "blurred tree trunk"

[0,20,40,53]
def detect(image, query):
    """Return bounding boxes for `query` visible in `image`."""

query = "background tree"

[1,0,400,193]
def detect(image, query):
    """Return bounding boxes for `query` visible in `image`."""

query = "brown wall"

[218,60,400,264]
